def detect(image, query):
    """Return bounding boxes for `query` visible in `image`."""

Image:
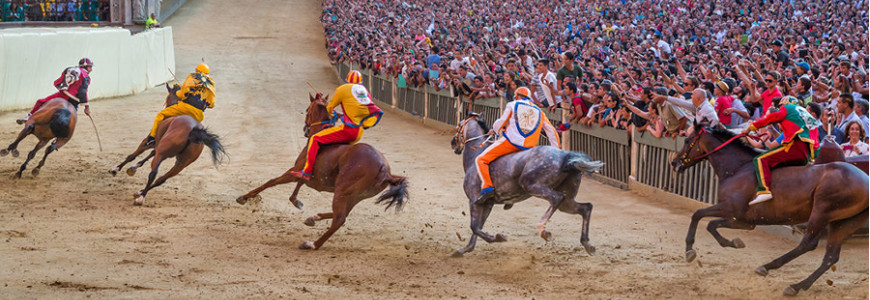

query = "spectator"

[836,94,860,132]
[841,121,869,157]
[819,106,847,144]
[146,12,160,30]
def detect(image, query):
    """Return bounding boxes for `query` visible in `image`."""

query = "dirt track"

[0,1,866,299]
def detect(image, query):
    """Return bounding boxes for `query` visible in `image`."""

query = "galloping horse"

[109,83,180,177]
[449,114,603,257]
[131,84,227,205]
[671,123,868,296]
[236,93,408,250]
[1,98,77,178]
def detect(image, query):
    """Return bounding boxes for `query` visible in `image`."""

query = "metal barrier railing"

[567,125,630,188]
[470,98,501,128]
[397,87,425,116]
[426,87,458,126]
[633,129,719,204]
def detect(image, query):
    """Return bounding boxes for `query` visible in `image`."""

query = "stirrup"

[16,116,29,125]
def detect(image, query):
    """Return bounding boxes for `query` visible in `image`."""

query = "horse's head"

[451,112,487,155]
[303,93,330,138]
[165,83,181,107]
[671,122,716,173]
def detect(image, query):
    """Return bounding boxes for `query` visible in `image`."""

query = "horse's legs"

[288,182,305,209]
[784,210,868,296]
[300,194,360,250]
[236,168,300,204]
[557,200,596,255]
[127,151,156,176]
[32,140,59,176]
[134,156,166,205]
[303,213,334,227]
[14,138,48,178]
[705,218,755,248]
[528,184,566,241]
[109,138,151,176]
[755,214,828,276]
[684,203,729,262]
[453,200,503,257]
[1,124,33,158]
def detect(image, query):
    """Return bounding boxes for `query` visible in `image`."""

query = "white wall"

[0,27,175,111]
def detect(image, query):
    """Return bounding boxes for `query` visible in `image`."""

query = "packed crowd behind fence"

[321,0,870,158]
[0,0,108,22]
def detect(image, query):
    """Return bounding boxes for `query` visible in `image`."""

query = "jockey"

[742,96,820,205]
[475,87,561,204]
[17,58,93,124]
[290,70,383,180]
[145,64,215,145]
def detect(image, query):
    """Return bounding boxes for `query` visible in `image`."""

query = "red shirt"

[759,88,781,115]
[715,96,734,125]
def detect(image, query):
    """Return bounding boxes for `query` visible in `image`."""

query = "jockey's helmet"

[78,58,93,68]
[196,64,210,74]
[346,70,362,84]
[514,87,531,100]
[779,96,800,106]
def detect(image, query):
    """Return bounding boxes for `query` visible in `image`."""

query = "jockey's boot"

[748,191,773,205]
[16,114,30,125]
[475,187,496,205]
[290,170,312,181]
[144,136,156,147]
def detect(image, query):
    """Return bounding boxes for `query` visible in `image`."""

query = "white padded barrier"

[0,26,175,111]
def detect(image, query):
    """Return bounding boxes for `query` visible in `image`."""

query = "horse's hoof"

[298,241,316,250]
[108,168,118,176]
[494,234,507,242]
[686,249,697,262]
[14,172,22,179]
[451,250,465,258]
[732,238,745,248]
[235,196,248,205]
[783,286,799,297]
[303,217,316,227]
[133,196,145,206]
[292,199,304,210]
[582,242,597,256]
[126,167,137,176]
[755,266,769,276]
[134,190,143,197]
[11,149,19,158]
[31,168,39,176]
[540,230,552,241]
[0,149,7,157]
[503,204,513,210]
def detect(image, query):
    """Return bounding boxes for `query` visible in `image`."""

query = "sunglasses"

[764,79,775,83]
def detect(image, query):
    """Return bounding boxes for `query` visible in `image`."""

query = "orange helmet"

[514,87,531,100]
[346,70,362,84]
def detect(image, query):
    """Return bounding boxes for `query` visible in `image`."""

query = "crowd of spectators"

[0,0,108,22]
[321,0,870,157]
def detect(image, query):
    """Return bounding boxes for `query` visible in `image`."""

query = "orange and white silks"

[476,99,560,190]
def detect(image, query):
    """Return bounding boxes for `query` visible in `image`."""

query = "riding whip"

[168,68,180,85]
[87,114,103,152]
[305,81,320,94]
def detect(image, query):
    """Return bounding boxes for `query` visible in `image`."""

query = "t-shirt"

[426,54,441,69]
[759,88,782,115]
[556,64,583,83]
[715,96,734,126]
[531,71,560,106]
[660,103,689,133]
[571,95,588,115]
[630,100,649,127]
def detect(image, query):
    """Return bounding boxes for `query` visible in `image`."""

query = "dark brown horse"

[109,83,180,177]
[1,98,77,178]
[671,124,868,296]
[132,85,227,205]
[236,93,408,250]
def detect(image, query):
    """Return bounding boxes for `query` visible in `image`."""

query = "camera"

[798,49,809,58]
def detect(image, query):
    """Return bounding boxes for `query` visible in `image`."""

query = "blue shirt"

[426,54,441,69]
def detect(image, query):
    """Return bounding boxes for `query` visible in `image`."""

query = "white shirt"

[656,39,672,54]
[841,141,869,157]
[531,71,560,106]
[665,96,720,127]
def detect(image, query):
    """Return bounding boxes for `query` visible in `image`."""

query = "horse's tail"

[189,127,228,167]
[562,151,605,174]
[376,171,409,212]
[49,108,71,138]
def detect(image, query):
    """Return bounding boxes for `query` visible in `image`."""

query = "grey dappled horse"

[449,114,604,257]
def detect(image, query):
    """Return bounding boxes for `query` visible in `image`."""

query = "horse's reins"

[685,128,767,162]
[455,118,495,151]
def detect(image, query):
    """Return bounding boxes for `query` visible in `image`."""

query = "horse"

[109,83,180,177]
[131,84,228,205]
[1,98,77,178]
[235,93,409,250]
[671,123,868,296]
[449,113,603,257]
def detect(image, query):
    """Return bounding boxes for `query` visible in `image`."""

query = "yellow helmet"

[196,63,210,74]
[514,87,531,100]
[779,96,800,106]
[346,70,362,84]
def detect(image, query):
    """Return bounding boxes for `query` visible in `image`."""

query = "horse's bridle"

[679,128,765,165]
[453,117,493,152]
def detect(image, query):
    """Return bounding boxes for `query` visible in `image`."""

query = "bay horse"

[671,123,868,296]
[449,113,603,257]
[131,85,228,205]
[235,93,409,250]
[109,83,180,177]
[1,98,77,178]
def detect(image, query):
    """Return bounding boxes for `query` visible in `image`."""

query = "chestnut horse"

[671,124,868,296]
[109,83,180,177]
[236,93,408,250]
[131,85,227,205]
[1,98,77,178]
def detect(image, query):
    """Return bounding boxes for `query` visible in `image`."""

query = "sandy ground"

[0,1,866,299]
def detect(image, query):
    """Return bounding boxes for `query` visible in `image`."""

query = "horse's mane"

[475,119,490,133]
[706,126,763,155]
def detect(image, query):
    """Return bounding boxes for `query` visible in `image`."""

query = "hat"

[795,61,810,71]
[769,39,784,47]
[715,81,730,93]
